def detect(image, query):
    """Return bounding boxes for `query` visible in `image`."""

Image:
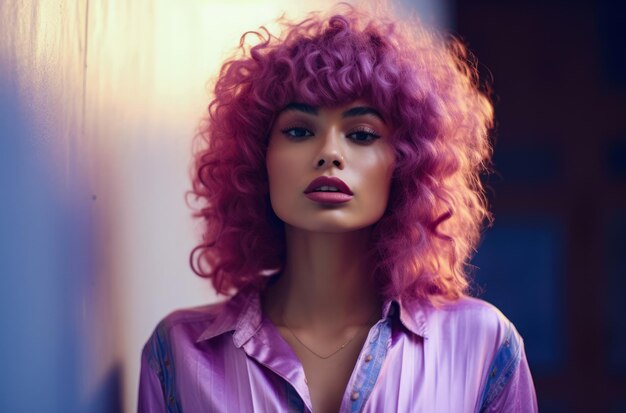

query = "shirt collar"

[196,288,428,345]
[382,296,429,338]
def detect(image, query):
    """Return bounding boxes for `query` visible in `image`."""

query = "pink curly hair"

[190,3,494,303]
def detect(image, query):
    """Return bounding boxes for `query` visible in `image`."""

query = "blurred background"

[0,0,623,412]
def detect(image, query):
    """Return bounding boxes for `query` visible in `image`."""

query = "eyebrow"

[282,102,318,115]
[342,106,386,123]
[281,102,386,123]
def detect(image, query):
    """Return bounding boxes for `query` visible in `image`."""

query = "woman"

[138,3,538,412]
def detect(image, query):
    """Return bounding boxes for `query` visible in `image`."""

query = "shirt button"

[365,354,373,362]
[351,391,360,401]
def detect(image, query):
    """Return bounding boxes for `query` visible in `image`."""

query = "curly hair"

[189,3,494,303]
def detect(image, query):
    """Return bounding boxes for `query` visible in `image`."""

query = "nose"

[314,127,345,170]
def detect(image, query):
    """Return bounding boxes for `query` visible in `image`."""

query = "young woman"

[138,4,538,412]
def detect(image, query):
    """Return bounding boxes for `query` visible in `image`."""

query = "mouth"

[304,176,353,195]
[304,191,353,204]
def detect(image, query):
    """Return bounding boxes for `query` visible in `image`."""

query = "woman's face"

[266,100,395,233]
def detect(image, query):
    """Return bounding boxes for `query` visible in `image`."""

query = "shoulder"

[411,297,534,410]
[140,299,237,388]
[426,297,532,411]
[401,295,524,378]
[145,296,244,350]
[419,296,516,346]
[155,300,228,336]
[144,287,258,348]
[139,295,251,410]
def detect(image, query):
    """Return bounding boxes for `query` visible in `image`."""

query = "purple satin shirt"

[138,288,538,412]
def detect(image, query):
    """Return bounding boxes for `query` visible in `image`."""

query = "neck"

[263,225,382,332]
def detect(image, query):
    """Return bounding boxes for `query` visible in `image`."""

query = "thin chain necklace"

[282,307,379,360]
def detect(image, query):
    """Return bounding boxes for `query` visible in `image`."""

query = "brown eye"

[347,129,380,144]
[281,127,313,140]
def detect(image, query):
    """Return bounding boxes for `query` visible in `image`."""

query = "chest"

[177,325,489,413]
[277,326,370,413]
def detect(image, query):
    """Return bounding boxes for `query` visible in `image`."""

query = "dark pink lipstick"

[304,176,353,204]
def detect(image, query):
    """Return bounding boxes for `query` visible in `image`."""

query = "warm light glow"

[151,0,338,128]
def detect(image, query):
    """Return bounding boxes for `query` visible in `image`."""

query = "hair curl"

[189,3,494,303]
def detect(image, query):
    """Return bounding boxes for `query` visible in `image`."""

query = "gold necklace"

[282,308,379,360]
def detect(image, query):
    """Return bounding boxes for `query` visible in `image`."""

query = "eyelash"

[280,126,381,144]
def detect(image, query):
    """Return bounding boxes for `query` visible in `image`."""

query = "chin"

[286,216,382,233]
[274,202,386,233]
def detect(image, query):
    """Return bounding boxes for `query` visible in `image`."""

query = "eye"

[281,126,313,140]
[347,128,381,144]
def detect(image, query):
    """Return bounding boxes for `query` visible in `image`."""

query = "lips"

[304,176,353,195]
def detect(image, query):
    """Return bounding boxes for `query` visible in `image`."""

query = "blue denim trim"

[350,319,393,413]
[286,383,306,412]
[150,321,183,413]
[478,322,522,413]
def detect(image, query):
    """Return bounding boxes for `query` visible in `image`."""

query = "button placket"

[348,320,392,413]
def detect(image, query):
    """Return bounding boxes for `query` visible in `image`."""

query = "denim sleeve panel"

[147,321,183,413]
[478,321,522,413]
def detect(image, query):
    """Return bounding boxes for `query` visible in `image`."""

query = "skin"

[262,99,396,413]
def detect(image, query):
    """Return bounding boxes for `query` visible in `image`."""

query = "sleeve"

[137,321,183,413]
[478,322,539,413]
[137,342,167,413]
[482,344,538,412]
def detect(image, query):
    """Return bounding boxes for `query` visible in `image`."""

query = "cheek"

[361,149,395,217]
[267,148,292,188]
[266,137,302,176]
[362,149,395,194]
[266,146,299,215]
[379,146,396,186]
